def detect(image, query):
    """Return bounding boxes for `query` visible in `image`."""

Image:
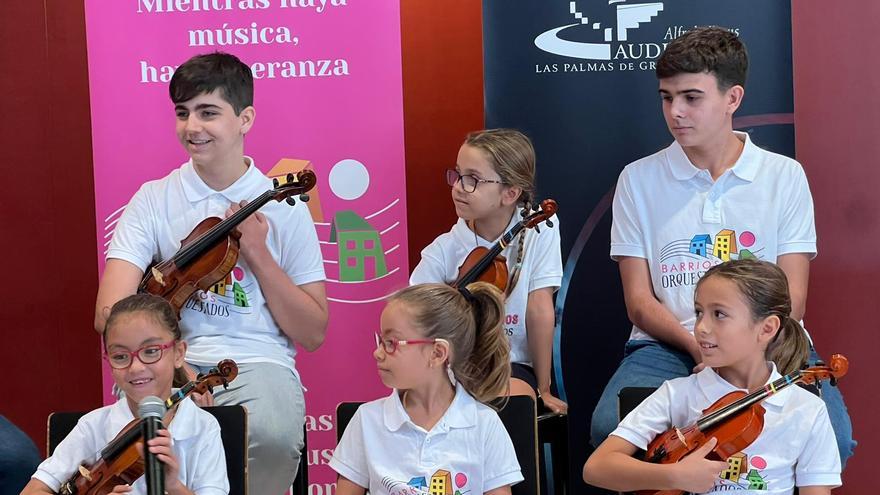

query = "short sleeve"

[277,202,326,285]
[329,408,370,489]
[777,165,817,258]
[610,383,674,450]
[527,215,563,292]
[482,413,524,491]
[32,419,99,491]
[795,404,841,488]
[106,185,159,270]
[610,167,647,260]
[187,418,230,495]
[409,240,450,285]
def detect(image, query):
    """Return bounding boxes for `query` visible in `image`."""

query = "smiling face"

[174,89,254,172]
[659,72,743,151]
[694,275,779,374]
[105,311,186,415]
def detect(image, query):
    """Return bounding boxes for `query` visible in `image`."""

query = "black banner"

[483,1,793,492]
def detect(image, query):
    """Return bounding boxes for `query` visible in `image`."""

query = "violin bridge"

[151,266,166,287]
[78,464,93,481]
[674,427,687,447]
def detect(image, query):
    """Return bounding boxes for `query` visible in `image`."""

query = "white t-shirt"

[33,397,229,494]
[410,211,563,365]
[612,364,841,494]
[330,384,524,495]
[611,133,816,341]
[107,159,325,372]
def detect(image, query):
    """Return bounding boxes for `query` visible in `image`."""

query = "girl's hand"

[137,429,185,492]
[671,437,728,493]
[540,391,568,415]
[109,484,132,493]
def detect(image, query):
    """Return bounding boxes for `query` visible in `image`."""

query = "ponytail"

[389,282,511,404]
[766,316,810,375]
[456,283,511,403]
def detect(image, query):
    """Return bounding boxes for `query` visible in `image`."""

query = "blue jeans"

[589,341,856,468]
[0,415,41,495]
[807,348,856,468]
[192,361,306,495]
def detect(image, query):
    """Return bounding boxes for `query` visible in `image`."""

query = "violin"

[635,354,849,495]
[139,170,316,316]
[59,360,238,495]
[454,199,558,292]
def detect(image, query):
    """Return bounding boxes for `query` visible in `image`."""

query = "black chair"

[48,405,248,495]
[537,405,568,495]
[336,396,539,495]
[617,387,657,422]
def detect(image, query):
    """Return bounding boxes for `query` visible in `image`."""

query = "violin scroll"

[192,359,239,395]
[272,169,317,206]
[522,199,557,230]
[800,354,848,386]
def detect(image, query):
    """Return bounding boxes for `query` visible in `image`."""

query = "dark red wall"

[792,2,879,492]
[1,0,102,454]
[401,0,484,268]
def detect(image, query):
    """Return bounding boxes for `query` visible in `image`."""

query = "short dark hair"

[170,52,253,114]
[656,26,748,90]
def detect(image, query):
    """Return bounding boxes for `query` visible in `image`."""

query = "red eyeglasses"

[103,341,177,369]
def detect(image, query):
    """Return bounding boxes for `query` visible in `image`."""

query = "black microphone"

[138,396,166,495]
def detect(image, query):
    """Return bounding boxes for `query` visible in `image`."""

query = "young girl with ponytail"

[583,259,841,495]
[330,282,523,495]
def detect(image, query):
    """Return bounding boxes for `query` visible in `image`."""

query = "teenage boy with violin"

[588,26,855,467]
[94,52,328,494]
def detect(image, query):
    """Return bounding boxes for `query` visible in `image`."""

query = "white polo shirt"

[410,211,563,365]
[33,397,229,494]
[612,364,841,493]
[330,384,524,495]
[107,159,326,372]
[611,132,817,341]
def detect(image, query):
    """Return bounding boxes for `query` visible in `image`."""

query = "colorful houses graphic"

[429,470,452,495]
[713,229,738,261]
[720,452,748,480]
[746,469,767,490]
[208,271,249,307]
[407,477,428,490]
[330,210,388,282]
[689,234,712,256]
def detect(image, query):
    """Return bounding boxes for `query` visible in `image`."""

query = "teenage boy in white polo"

[589,26,855,466]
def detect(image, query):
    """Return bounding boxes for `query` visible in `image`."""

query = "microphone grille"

[138,396,166,419]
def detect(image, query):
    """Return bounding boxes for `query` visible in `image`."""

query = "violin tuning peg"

[830,377,838,387]
[546,220,554,228]
[815,360,825,367]
[287,173,295,183]
[272,178,279,188]
[286,197,297,206]
[299,193,310,203]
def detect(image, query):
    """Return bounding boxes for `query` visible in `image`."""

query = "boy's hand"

[227,200,269,261]
[671,437,728,493]
[137,429,185,492]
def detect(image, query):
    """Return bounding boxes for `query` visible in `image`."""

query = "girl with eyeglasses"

[410,128,567,414]
[330,282,523,495]
[22,294,228,495]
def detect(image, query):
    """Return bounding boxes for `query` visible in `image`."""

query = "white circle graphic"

[328,159,370,200]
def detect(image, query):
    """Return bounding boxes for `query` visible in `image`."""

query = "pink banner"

[84,1,406,491]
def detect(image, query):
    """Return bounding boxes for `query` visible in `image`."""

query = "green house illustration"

[330,210,388,282]
[232,281,249,308]
[746,469,767,490]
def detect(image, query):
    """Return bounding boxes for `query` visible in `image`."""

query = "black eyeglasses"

[446,169,504,193]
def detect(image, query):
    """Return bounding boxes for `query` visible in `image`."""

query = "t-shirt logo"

[184,265,255,318]
[709,451,769,491]
[382,468,471,495]
[658,228,762,289]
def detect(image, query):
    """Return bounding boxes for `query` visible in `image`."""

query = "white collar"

[695,362,791,408]
[451,209,522,248]
[108,396,201,441]
[179,157,264,203]
[666,131,760,183]
[382,383,478,433]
